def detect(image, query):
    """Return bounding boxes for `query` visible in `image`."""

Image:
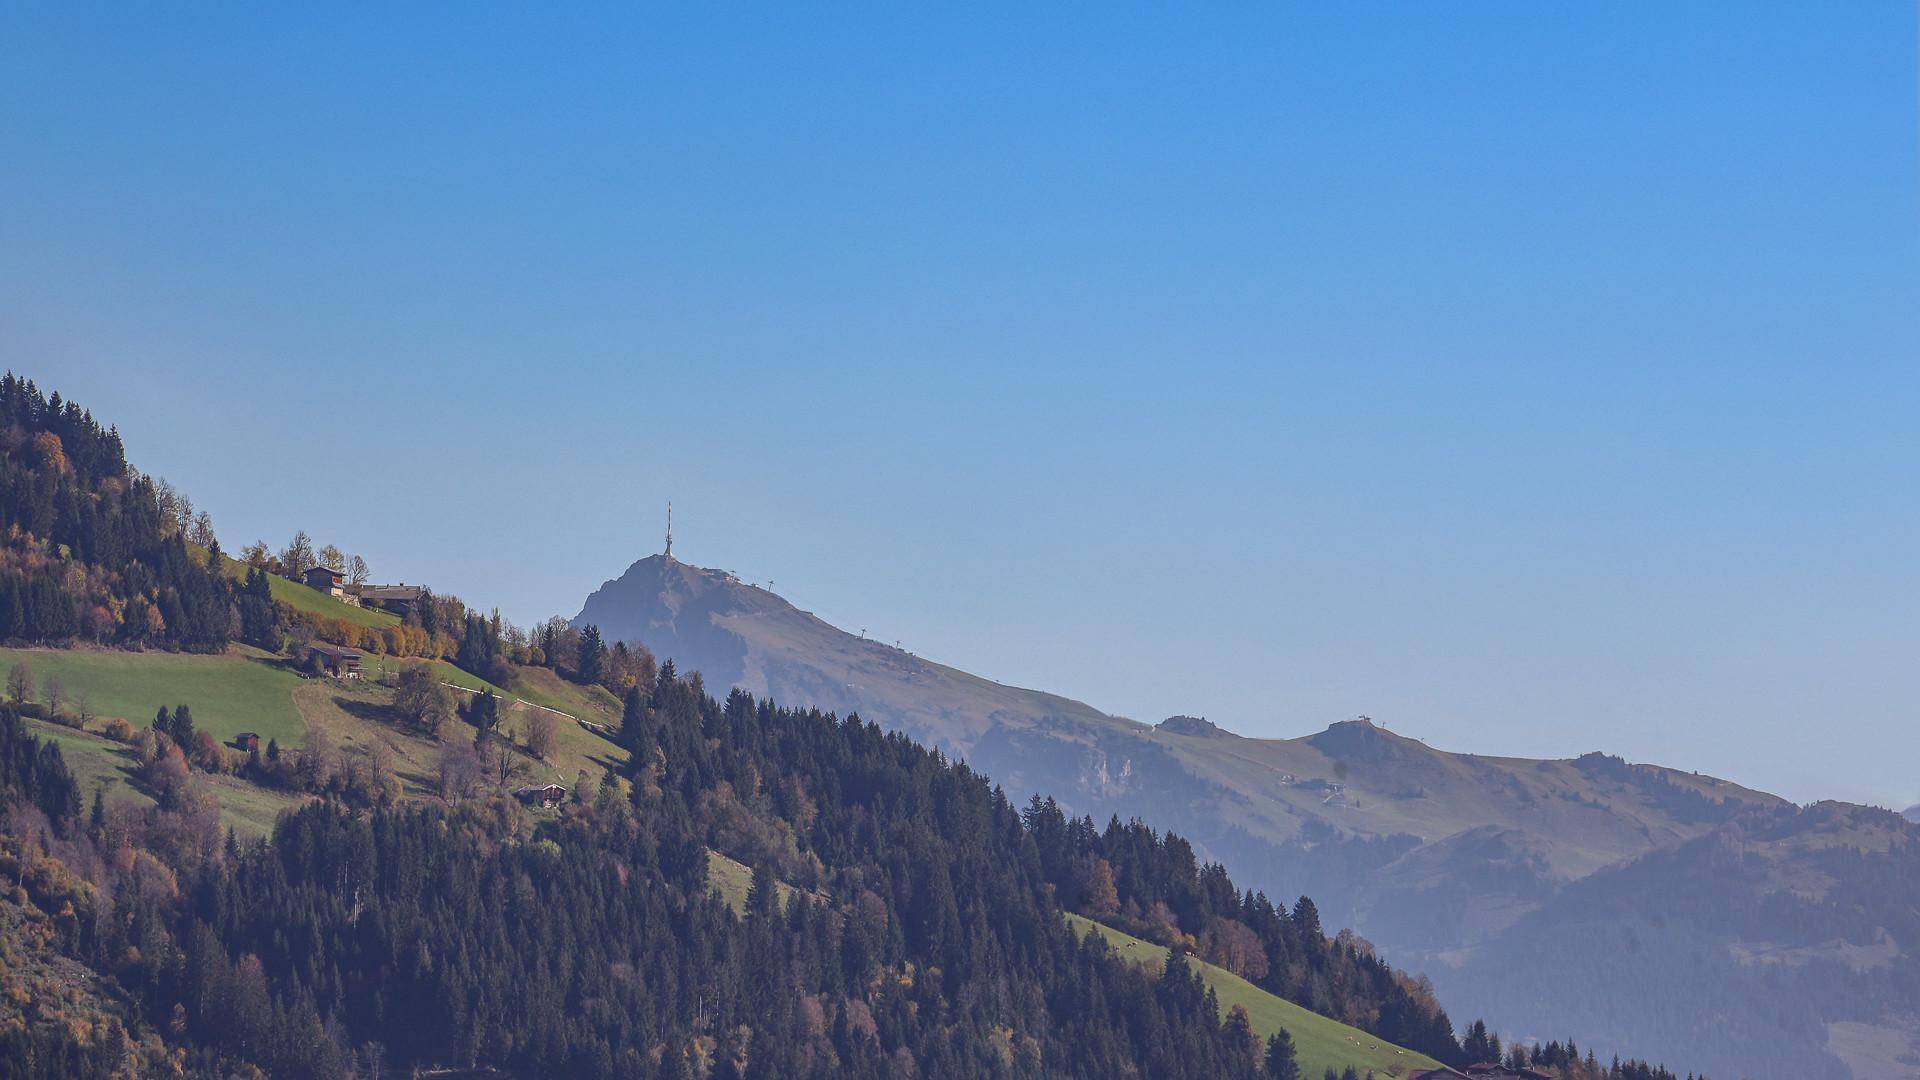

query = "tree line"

[0,373,232,651]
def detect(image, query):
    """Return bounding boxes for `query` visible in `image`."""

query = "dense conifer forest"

[1,681,1701,1079]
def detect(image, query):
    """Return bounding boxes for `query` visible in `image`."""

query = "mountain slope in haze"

[573,554,1134,760]
[577,554,1919,1080]
[575,556,1781,891]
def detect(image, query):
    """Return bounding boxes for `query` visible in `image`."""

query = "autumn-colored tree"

[188,730,228,773]
[1210,918,1270,982]
[30,431,67,473]
[1085,857,1119,919]
[1222,1004,1259,1072]
[525,709,558,759]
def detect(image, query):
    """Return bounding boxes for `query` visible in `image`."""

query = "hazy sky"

[5,6,1916,809]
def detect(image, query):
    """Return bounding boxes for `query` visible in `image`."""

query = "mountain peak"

[1157,715,1232,738]
[1305,717,1429,762]
[572,551,1124,757]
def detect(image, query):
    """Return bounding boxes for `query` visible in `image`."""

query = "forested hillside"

[0,374,231,651]
[2,675,1700,1079]
[574,544,1920,1079]
[0,375,1706,1078]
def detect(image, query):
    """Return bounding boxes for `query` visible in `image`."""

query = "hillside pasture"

[21,715,306,835]
[0,645,306,747]
[203,546,400,631]
[1065,913,1442,1078]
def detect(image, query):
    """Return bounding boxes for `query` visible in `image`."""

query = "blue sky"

[5,6,1916,808]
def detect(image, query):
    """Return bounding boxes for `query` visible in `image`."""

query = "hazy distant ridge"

[576,554,1920,1079]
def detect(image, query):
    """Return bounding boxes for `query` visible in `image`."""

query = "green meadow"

[0,645,306,747]
[1066,913,1442,1078]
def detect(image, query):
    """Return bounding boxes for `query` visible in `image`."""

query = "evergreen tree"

[1265,1029,1301,1080]
[577,623,606,686]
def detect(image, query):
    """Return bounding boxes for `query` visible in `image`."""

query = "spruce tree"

[577,623,606,686]
[1265,1029,1301,1080]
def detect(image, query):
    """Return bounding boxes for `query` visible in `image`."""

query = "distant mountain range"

[1905,804,1920,824]
[577,554,1920,1080]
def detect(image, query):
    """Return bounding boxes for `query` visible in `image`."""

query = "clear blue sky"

[5,6,1916,808]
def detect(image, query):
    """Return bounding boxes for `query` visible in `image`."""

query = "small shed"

[513,783,569,809]
[234,732,261,753]
[308,644,364,679]
[303,565,346,597]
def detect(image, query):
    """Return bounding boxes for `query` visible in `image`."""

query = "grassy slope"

[1065,913,1442,1079]
[6,642,630,830]
[359,653,502,694]
[0,645,306,746]
[291,676,623,798]
[355,656,627,786]
[705,849,822,918]
[707,849,757,914]
[23,715,305,836]
[202,546,400,631]
[505,665,623,724]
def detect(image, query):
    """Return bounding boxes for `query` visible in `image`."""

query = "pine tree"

[620,685,651,752]
[1265,1029,1301,1080]
[577,623,606,686]
[1291,896,1321,939]
[746,861,780,921]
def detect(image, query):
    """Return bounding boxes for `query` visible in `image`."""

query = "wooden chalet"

[513,783,569,809]
[308,643,364,679]
[234,732,261,753]
[357,583,428,617]
[302,565,347,597]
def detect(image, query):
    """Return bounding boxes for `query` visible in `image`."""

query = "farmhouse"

[358,583,428,617]
[307,643,363,679]
[513,783,569,809]
[302,565,346,597]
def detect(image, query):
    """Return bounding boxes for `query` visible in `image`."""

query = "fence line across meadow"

[439,681,579,723]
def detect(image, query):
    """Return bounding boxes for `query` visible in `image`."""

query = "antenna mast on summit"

[665,501,673,560]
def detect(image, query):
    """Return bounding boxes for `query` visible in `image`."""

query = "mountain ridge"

[574,551,1920,1079]
[577,556,1787,873]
